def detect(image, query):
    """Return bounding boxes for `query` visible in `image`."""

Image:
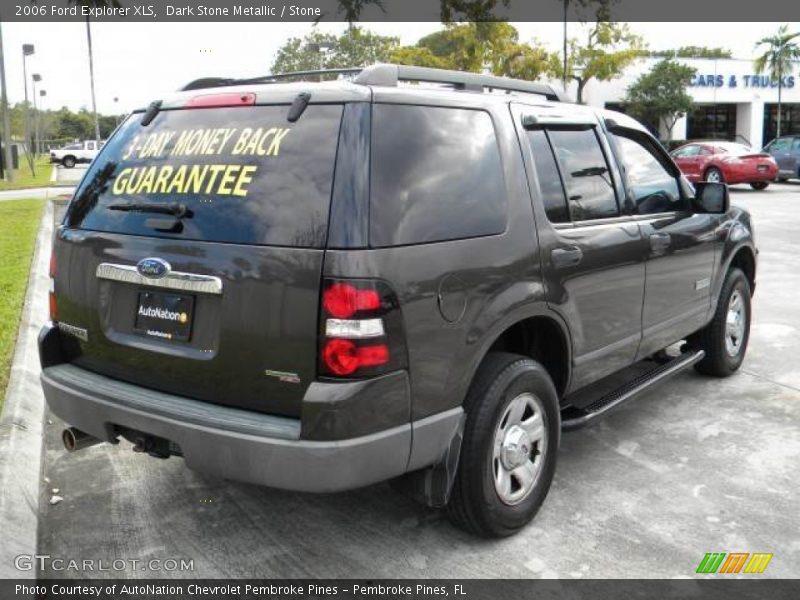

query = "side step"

[561,350,705,431]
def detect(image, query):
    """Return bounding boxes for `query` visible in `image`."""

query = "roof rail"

[355,64,567,102]
[179,63,567,102]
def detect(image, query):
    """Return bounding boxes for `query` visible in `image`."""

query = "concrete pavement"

[6,183,800,579]
[0,202,53,578]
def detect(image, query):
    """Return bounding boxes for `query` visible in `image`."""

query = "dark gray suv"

[764,134,800,181]
[39,64,756,537]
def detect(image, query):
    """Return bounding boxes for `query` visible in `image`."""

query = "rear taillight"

[48,251,57,321]
[319,279,406,378]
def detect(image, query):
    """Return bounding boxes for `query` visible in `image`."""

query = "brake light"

[323,283,381,318]
[48,251,57,321]
[319,279,406,378]
[184,92,256,108]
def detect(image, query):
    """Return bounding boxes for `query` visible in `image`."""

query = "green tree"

[566,21,646,104]
[650,46,732,59]
[623,59,696,140]
[271,27,399,75]
[391,22,559,81]
[754,24,800,139]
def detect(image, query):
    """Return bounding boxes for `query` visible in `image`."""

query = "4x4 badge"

[136,257,171,279]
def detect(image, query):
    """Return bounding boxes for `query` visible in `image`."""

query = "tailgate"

[52,102,344,417]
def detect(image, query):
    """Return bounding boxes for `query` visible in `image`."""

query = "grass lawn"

[0,198,45,409]
[0,156,54,191]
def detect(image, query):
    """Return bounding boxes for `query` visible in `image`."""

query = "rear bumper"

[39,342,463,493]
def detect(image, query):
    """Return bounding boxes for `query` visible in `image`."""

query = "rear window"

[369,104,507,247]
[65,104,343,247]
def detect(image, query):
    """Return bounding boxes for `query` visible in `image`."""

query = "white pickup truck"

[50,140,104,168]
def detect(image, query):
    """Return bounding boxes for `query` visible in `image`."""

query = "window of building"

[611,131,684,215]
[546,128,619,221]
[763,104,800,144]
[370,104,507,247]
[687,104,737,141]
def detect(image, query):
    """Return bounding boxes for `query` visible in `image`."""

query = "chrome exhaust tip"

[62,427,102,452]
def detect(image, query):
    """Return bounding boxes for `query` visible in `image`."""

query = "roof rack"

[355,64,567,102]
[179,63,567,102]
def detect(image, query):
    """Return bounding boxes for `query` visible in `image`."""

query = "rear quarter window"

[65,104,343,247]
[369,104,507,247]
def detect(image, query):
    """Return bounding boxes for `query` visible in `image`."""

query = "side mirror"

[693,181,729,214]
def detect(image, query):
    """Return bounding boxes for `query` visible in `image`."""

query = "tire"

[62,156,76,168]
[704,167,723,183]
[447,352,560,538]
[749,182,769,190]
[777,177,788,183]
[692,268,751,377]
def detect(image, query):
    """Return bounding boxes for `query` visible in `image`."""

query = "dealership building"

[581,57,800,148]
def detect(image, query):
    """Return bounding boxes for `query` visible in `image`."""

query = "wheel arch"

[466,307,573,404]
[712,241,757,316]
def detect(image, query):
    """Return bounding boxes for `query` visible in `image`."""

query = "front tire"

[692,268,751,377]
[447,353,560,538]
[704,167,724,183]
[750,182,769,190]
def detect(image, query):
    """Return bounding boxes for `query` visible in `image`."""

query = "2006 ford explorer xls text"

[39,64,756,537]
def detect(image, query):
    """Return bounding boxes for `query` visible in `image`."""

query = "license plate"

[134,291,194,342]
[758,165,768,172]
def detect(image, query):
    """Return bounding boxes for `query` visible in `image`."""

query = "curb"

[0,200,53,578]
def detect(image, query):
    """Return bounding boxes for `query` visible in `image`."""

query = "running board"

[561,350,705,431]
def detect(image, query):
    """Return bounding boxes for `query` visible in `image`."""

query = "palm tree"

[754,25,800,140]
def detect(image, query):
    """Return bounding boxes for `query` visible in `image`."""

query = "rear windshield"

[65,104,343,247]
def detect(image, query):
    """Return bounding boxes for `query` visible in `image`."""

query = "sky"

[1,21,796,114]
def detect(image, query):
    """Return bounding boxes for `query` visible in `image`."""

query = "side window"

[611,131,683,215]
[674,145,699,158]
[526,130,569,223]
[86,141,96,151]
[547,128,619,221]
[793,138,800,151]
[771,138,791,151]
[370,105,507,246]
[698,146,712,156]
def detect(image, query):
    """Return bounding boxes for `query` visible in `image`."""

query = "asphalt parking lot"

[35,183,800,579]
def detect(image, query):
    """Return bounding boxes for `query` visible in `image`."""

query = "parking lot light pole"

[22,43,35,176]
[39,89,46,154]
[32,73,41,156]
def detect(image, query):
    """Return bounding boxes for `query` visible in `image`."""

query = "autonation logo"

[138,305,187,323]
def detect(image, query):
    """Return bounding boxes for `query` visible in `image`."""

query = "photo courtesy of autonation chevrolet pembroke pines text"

[0,0,797,598]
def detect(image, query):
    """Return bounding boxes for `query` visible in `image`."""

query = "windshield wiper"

[107,201,192,218]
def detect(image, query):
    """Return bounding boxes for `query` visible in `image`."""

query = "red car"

[671,141,779,190]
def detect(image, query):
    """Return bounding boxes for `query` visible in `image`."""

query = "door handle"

[649,232,671,253]
[551,246,583,269]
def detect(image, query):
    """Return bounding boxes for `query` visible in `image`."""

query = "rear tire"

[447,353,560,538]
[62,156,76,168]
[704,167,724,183]
[692,268,751,377]
[750,182,769,190]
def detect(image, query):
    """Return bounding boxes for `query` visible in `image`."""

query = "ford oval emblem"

[136,257,171,279]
